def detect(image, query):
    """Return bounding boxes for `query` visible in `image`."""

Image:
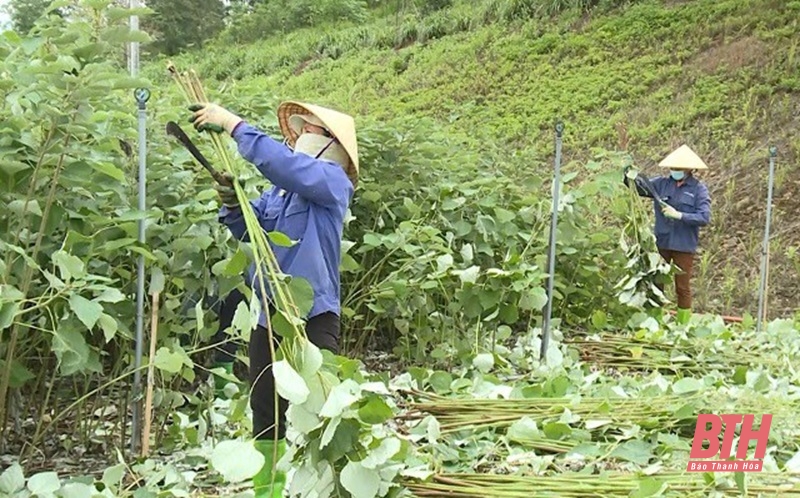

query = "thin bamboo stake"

[762,249,770,324]
[141,291,159,457]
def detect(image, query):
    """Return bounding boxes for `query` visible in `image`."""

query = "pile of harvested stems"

[403,391,701,434]
[566,334,784,374]
[404,472,800,497]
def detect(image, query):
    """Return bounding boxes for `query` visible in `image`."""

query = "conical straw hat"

[277,101,359,184]
[659,144,708,170]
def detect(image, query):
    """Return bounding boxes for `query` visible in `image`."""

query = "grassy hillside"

[155,0,800,318]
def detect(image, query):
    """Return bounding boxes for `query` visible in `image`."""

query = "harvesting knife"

[165,121,228,185]
[633,173,668,206]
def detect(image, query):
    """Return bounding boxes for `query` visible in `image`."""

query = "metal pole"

[540,121,564,362]
[756,146,777,334]
[131,88,150,454]
[128,0,144,456]
[129,0,139,77]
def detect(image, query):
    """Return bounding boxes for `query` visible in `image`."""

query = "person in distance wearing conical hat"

[624,144,711,325]
[188,100,358,498]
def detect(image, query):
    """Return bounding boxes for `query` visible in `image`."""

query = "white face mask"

[294,133,349,169]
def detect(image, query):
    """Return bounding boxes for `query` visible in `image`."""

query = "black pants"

[211,287,246,364]
[250,311,339,440]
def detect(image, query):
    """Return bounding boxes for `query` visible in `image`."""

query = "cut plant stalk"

[142,291,159,457]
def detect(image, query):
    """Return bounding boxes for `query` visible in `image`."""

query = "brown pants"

[658,249,694,309]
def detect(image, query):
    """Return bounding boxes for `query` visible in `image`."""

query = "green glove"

[188,103,243,134]
[661,204,683,220]
[215,172,240,208]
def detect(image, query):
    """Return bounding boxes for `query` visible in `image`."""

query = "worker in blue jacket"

[625,145,711,324]
[188,100,358,498]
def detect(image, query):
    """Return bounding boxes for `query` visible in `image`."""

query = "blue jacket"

[628,173,711,253]
[218,122,354,328]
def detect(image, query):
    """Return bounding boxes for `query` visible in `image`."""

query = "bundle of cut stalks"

[402,391,702,434]
[566,333,784,374]
[404,472,800,497]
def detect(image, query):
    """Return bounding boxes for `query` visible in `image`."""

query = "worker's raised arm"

[231,122,353,209]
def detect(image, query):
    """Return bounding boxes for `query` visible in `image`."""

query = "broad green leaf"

[90,161,125,181]
[194,300,205,334]
[630,477,667,498]
[427,371,452,394]
[362,437,402,469]
[519,287,548,310]
[53,250,86,280]
[96,288,125,303]
[154,348,184,374]
[436,254,453,273]
[223,249,249,277]
[460,243,474,263]
[340,461,380,498]
[210,440,265,483]
[472,353,494,373]
[735,472,746,494]
[358,396,394,425]
[458,266,480,284]
[0,159,31,175]
[319,379,361,418]
[287,277,314,318]
[321,418,361,463]
[273,360,310,404]
[52,328,90,376]
[271,310,297,340]
[363,233,381,247]
[61,482,98,498]
[267,231,294,247]
[733,366,748,385]
[672,378,704,395]
[0,359,34,388]
[27,471,60,495]
[99,314,118,343]
[8,199,42,216]
[232,301,252,334]
[507,417,540,442]
[610,440,653,465]
[149,267,165,295]
[69,294,103,330]
[586,419,612,430]
[0,463,25,494]
[298,343,323,378]
[320,416,342,449]
[102,463,126,489]
[0,301,19,329]
[785,450,800,472]
[286,403,322,434]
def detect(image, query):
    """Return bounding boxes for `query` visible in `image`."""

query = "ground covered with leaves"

[4,314,800,497]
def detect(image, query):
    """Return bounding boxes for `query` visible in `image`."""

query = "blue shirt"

[632,174,711,253]
[218,122,354,328]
